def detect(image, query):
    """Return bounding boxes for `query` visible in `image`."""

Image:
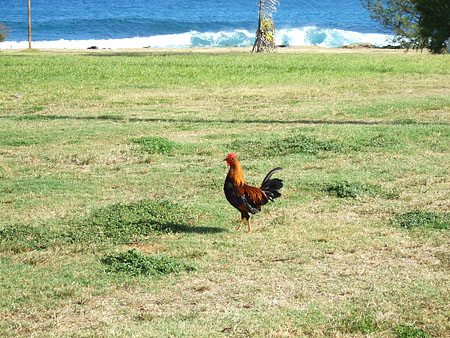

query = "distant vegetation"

[363,0,450,53]
[0,22,9,42]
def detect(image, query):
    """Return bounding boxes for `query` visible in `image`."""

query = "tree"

[0,22,9,42]
[363,0,450,53]
[415,0,450,53]
[363,0,423,49]
[252,0,280,52]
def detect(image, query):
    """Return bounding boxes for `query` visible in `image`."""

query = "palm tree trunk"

[252,0,263,52]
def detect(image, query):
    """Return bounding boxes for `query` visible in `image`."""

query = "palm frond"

[260,0,280,16]
[253,0,280,52]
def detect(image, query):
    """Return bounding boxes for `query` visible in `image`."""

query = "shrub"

[339,310,378,334]
[1,200,193,252]
[394,324,430,338]
[322,180,380,198]
[230,133,343,158]
[363,0,450,53]
[101,249,194,276]
[0,22,9,42]
[133,136,177,154]
[392,210,449,230]
[73,200,191,244]
[414,0,450,54]
[0,225,58,252]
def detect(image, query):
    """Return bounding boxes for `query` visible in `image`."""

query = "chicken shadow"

[154,221,225,234]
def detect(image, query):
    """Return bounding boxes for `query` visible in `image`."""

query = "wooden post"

[27,0,32,49]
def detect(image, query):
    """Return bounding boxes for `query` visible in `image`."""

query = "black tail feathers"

[260,167,283,202]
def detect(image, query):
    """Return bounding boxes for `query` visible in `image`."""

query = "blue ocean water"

[0,0,391,49]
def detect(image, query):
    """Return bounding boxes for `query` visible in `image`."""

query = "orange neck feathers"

[228,159,245,187]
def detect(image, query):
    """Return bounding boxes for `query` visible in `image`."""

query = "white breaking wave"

[0,27,392,50]
[277,26,391,47]
[0,33,194,50]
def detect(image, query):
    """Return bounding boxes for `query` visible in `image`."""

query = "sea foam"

[277,26,391,47]
[0,26,391,50]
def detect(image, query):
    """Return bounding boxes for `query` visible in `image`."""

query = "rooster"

[223,153,283,232]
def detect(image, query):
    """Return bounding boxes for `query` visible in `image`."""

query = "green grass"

[0,48,449,337]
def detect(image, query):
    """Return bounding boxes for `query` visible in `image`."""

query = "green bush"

[230,133,343,158]
[73,199,191,243]
[101,249,194,276]
[339,310,378,334]
[414,0,450,54]
[392,210,449,230]
[133,136,177,154]
[361,133,398,148]
[363,0,450,53]
[394,324,430,338]
[0,225,58,252]
[0,22,9,42]
[1,200,193,252]
[322,180,380,198]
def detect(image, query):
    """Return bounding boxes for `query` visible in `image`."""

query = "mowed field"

[0,48,449,337]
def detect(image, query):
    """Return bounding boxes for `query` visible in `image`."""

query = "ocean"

[0,0,392,49]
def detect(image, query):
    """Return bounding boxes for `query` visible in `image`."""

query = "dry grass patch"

[127,243,166,254]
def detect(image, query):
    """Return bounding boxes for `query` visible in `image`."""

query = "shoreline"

[0,27,393,51]
[0,45,414,55]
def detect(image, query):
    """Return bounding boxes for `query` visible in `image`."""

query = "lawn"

[0,48,449,337]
